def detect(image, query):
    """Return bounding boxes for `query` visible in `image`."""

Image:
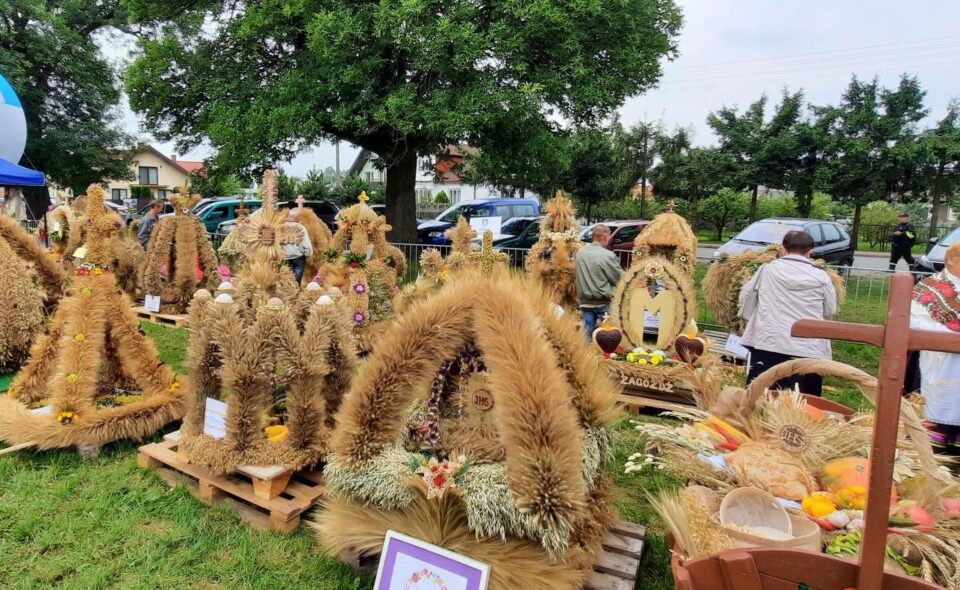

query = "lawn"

[0,322,686,590]
[1,264,888,590]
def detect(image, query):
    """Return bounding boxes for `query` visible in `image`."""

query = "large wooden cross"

[792,272,960,589]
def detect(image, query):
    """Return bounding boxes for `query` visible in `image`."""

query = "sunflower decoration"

[755,387,871,470]
[230,170,303,261]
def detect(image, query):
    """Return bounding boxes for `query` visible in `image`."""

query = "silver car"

[917,226,960,273]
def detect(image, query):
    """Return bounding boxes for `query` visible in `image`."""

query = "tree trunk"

[385,148,419,244]
[749,184,759,222]
[929,165,945,237]
[851,201,864,252]
[796,189,813,217]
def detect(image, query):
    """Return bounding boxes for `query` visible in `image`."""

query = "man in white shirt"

[738,230,838,396]
[911,242,960,455]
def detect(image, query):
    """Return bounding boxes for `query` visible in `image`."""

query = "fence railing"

[206,232,921,334]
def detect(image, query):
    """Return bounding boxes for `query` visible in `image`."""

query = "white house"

[347,146,506,204]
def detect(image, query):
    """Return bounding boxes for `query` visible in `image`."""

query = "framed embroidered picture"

[374,530,491,590]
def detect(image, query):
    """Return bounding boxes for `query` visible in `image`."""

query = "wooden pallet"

[339,520,645,588]
[134,307,189,328]
[137,435,325,533]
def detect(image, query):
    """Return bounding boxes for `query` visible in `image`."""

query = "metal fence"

[206,233,915,332]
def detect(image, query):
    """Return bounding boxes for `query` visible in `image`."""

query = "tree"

[188,170,244,198]
[816,75,928,247]
[649,128,736,217]
[697,189,749,241]
[276,171,301,202]
[461,123,571,199]
[563,125,637,221]
[299,168,332,201]
[707,90,804,222]
[915,99,960,234]
[786,113,831,217]
[622,119,663,218]
[124,0,682,242]
[0,0,134,199]
[333,175,373,206]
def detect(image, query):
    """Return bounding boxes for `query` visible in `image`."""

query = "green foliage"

[565,123,641,220]
[809,192,838,220]
[299,168,331,201]
[0,0,134,194]
[858,201,899,248]
[433,190,449,204]
[130,185,153,203]
[697,189,750,241]
[124,0,682,242]
[333,175,373,206]
[276,170,300,202]
[188,170,244,198]
[650,128,736,208]
[755,194,797,219]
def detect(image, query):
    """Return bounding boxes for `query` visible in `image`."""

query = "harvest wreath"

[312,274,620,590]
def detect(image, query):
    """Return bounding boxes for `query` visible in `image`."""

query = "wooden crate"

[134,307,189,328]
[137,435,325,533]
[339,520,646,589]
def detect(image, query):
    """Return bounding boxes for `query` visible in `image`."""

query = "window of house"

[417,189,433,202]
[138,166,159,185]
[157,189,170,200]
[365,171,374,182]
[111,189,128,202]
[449,189,461,202]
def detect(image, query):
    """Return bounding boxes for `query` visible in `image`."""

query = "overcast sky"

[114,0,960,177]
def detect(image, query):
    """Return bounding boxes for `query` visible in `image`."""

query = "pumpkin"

[821,457,898,504]
[821,457,869,493]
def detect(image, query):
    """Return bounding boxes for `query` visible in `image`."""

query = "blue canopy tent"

[0,157,44,186]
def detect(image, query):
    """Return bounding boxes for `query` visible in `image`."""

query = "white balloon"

[0,74,27,163]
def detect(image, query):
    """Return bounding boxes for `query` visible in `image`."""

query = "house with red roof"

[105,144,204,206]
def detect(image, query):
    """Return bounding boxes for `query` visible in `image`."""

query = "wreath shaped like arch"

[317,275,620,590]
[610,255,697,350]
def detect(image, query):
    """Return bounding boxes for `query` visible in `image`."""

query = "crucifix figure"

[792,272,960,589]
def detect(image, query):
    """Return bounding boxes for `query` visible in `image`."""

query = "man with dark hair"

[575,224,623,343]
[890,212,916,271]
[138,200,164,248]
[738,230,837,395]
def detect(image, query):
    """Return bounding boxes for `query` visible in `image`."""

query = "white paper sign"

[73,245,87,260]
[144,294,161,313]
[469,216,502,235]
[725,334,750,358]
[30,405,53,416]
[203,397,228,440]
[374,530,490,590]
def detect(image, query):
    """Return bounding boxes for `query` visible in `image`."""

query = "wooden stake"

[792,273,960,589]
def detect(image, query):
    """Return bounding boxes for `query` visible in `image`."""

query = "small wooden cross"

[468,230,508,275]
[295,194,305,211]
[792,273,960,589]
[357,191,369,204]
[666,199,677,213]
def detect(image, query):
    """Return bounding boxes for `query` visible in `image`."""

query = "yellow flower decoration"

[65,372,79,384]
[169,381,181,392]
[80,287,92,297]
[56,411,76,425]
[93,268,104,275]
[73,333,86,342]
[650,356,662,366]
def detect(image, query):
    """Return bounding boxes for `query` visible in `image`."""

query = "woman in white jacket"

[738,230,838,396]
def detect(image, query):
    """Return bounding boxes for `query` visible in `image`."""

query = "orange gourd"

[821,456,898,504]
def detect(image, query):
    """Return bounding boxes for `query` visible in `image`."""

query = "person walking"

[738,230,838,396]
[283,206,313,284]
[575,224,623,343]
[911,242,960,455]
[138,200,164,248]
[890,212,916,271]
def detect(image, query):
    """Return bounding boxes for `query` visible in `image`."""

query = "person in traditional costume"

[912,242,960,455]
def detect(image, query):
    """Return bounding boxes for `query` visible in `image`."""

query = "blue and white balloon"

[0,74,27,163]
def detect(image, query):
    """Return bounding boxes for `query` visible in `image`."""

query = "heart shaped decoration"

[674,334,706,363]
[592,316,623,354]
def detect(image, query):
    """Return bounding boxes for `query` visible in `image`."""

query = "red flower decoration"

[349,261,360,268]
[939,284,957,299]
[946,319,960,332]
[432,474,446,488]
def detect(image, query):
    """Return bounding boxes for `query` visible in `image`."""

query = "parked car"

[916,226,960,273]
[216,199,340,235]
[196,199,262,233]
[417,199,541,245]
[713,218,855,268]
[125,201,174,225]
[472,216,544,266]
[580,220,650,268]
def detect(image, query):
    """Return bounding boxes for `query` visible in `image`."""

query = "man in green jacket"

[575,225,623,343]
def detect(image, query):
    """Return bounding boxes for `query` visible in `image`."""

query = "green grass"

[0,277,892,589]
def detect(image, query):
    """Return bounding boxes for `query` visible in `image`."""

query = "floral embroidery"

[913,273,960,333]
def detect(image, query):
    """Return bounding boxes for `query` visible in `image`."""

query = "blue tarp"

[0,157,44,186]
